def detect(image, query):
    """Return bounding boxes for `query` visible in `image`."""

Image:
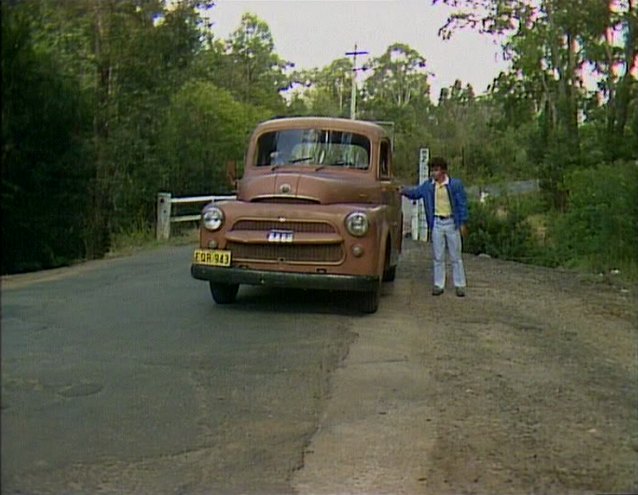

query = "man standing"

[401,156,469,297]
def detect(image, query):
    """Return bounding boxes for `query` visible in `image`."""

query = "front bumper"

[191,264,379,292]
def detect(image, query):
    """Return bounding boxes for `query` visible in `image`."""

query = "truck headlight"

[202,206,224,231]
[345,211,369,237]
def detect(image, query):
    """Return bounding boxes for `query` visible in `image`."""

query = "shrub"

[465,196,540,263]
[549,161,638,278]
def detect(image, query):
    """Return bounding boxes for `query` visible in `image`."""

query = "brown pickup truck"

[191,116,403,313]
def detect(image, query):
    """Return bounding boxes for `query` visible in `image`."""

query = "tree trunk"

[604,0,637,159]
[613,0,637,136]
[86,0,114,258]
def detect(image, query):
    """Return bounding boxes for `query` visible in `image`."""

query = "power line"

[345,44,368,119]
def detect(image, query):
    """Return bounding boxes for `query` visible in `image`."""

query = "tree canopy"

[2,0,636,277]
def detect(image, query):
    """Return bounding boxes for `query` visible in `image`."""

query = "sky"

[206,0,509,99]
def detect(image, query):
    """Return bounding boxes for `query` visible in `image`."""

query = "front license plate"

[193,249,231,267]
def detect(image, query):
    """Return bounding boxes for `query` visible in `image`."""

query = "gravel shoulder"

[293,239,638,494]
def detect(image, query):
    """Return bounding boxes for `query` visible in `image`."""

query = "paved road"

[1,245,356,494]
[293,241,637,494]
[3,241,636,494]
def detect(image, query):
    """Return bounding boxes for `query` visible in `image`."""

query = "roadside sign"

[413,148,429,241]
[419,148,429,183]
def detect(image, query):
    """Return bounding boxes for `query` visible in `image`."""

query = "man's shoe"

[455,287,466,297]
[432,287,444,296]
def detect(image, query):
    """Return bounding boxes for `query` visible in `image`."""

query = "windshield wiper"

[289,156,313,164]
[332,160,356,167]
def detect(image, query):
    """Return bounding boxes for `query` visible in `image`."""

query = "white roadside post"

[156,192,172,241]
[412,148,429,241]
[410,201,419,241]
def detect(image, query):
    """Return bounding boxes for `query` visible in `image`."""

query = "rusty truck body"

[190,116,403,313]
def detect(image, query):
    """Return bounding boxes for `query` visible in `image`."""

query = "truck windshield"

[255,129,371,169]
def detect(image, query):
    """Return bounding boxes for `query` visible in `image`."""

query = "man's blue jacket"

[403,178,469,231]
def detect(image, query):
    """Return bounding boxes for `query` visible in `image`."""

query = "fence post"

[411,201,420,241]
[156,192,172,240]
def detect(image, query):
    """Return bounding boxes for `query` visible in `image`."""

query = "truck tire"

[209,282,239,304]
[383,265,397,282]
[382,238,396,282]
[359,284,380,313]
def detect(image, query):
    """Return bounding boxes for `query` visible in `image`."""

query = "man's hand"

[460,224,469,238]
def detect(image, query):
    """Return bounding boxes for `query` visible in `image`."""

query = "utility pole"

[345,44,368,119]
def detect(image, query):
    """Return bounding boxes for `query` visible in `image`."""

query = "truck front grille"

[232,220,336,234]
[227,242,343,263]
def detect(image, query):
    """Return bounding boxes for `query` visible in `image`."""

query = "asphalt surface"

[1,245,356,494]
[3,240,636,495]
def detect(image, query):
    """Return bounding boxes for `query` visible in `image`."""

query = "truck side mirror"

[226,160,237,190]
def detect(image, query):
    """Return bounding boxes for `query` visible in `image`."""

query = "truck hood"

[238,169,380,204]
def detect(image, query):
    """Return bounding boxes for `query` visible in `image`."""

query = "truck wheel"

[382,239,395,282]
[383,265,397,282]
[209,282,239,304]
[359,284,380,313]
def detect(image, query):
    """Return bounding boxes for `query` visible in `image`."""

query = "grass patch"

[107,224,199,258]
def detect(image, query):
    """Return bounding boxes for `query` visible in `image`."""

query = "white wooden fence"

[157,179,539,240]
[156,192,236,240]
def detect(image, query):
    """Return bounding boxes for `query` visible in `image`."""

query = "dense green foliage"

[158,81,266,195]
[464,162,638,281]
[2,0,637,279]
[2,4,93,272]
[465,197,540,263]
[551,162,638,277]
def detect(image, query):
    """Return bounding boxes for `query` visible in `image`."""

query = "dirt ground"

[293,239,638,495]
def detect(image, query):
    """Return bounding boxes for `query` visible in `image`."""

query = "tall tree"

[433,0,637,207]
[354,44,433,181]
[583,0,638,159]
[287,58,354,117]
[363,43,431,112]
[7,0,213,257]
[223,13,291,111]
[436,0,583,151]
[159,81,267,195]
[2,1,92,272]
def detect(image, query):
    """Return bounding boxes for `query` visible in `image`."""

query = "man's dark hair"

[430,156,448,170]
